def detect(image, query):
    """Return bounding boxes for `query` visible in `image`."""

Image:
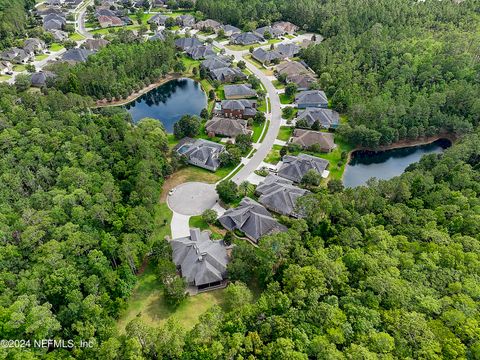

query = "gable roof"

[194,19,222,30]
[291,129,336,151]
[221,24,241,36]
[252,47,283,63]
[256,174,310,217]
[205,117,248,137]
[278,153,329,183]
[175,37,202,50]
[179,138,225,170]
[82,38,110,51]
[30,71,56,87]
[61,48,95,63]
[218,197,287,242]
[186,45,216,60]
[272,21,299,34]
[276,61,309,77]
[276,43,300,58]
[254,26,283,38]
[201,56,232,71]
[231,32,263,45]
[295,90,328,106]
[171,228,228,287]
[296,108,340,128]
[176,14,195,27]
[148,31,166,42]
[147,13,168,25]
[221,99,256,111]
[224,84,257,99]
[210,66,246,82]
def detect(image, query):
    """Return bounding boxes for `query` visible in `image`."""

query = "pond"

[343,139,451,188]
[125,78,207,133]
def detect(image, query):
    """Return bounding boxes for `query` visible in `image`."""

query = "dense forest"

[196,0,480,147]
[52,39,177,100]
[0,0,35,50]
[0,84,171,358]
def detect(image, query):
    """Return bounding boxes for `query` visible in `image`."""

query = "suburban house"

[200,56,232,72]
[186,45,216,60]
[276,61,317,90]
[295,90,329,108]
[171,228,228,291]
[97,15,124,28]
[175,37,203,51]
[210,67,246,83]
[147,13,168,26]
[49,29,69,41]
[295,108,340,129]
[194,19,222,32]
[0,48,32,64]
[251,47,283,65]
[254,26,283,39]
[224,84,257,100]
[0,61,12,75]
[30,71,56,87]
[277,153,330,182]
[230,32,263,46]
[272,21,299,35]
[23,38,46,55]
[82,38,110,51]
[290,129,337,152]
[61,48,95,63]
[276,43,300,58]
[221,24,241,37]
[205,116,249,137]
[149,31,166,41]
[176,14,196,28]
[95,8,117,17]
[218,197,287,243]
[256,174,310,217]
[176,138,225,171]
[43,18,64,31]
[299,35,324,48]
[219,99,257,118]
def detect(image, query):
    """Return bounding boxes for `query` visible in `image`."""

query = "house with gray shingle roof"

[176,138,225,171]
[218,197,287,243]
[171,228,228,291]
[221,24,241,37]
[251,47,283,65]
[186,45,216,60]
[30,71,56,87]
[277,153,329,183]
[224,84,257,100]
[82,38,110,51]
[201,56,232,72]
[23,38,46,55]
[210,66,246,83]
[219,99,257,118]
[61,48,95,63]
[176,14,196,28]
[296,108,339,129]
[290,129,337,152]
[175,37,202,51]
[276,61,317,90]
[205,116,249,137]
[256,174,310,217]
[147,13,168,26]
[230,32,263,46]
[272,21,299,35]
[295,90,328,109]
[254,26,283,39]
[0,48,32,64]
[194,19,222,31]
[276,43,300,58]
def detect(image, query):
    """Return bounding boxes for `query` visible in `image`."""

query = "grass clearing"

[150,202,172,242]
[117,262,226,332]
[252,122,265,142]
[35,54,49,61]
[273,80,285,89]
[69,32,85,41]
[265,144,283,164]
[49,43,64,52]
[0,75,11,82]
[13,64,26,72]
[189,216,225,239]
[277,126,293,141]
[314,137,354,181]
[280,93,294,104]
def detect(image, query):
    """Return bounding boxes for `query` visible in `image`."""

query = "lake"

[343,139,451,188]
[125,78,207,133]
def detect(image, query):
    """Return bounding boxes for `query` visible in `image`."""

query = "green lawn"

[181,56,200,75]
[35,54,49,61]
[259,120,270,142]
[273,80,285,89]
[149,202,172,243]
[252,122,265,142]
[314,137,354,181]
[0,75,11,82]
[222,163,244,182]
[13,64,26,72]
[49,43,64,52]
[264,144,283,164]
[189,216,224,240]
[280,93,294,104]
[215,86,225,100]
[277,126,293,141]
[69,32,85,41]
[117,262,226,332]
[257,98,267,112]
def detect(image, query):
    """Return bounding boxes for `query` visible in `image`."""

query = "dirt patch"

[160,167,220,202]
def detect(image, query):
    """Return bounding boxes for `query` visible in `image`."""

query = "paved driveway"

[167,182,219,216]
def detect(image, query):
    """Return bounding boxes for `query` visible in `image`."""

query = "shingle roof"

[186,45,216,60]
[276,43,300,58]
[175,37,202,50]
[278,153,329,183]
[295,90,328,107]
[205,117,248,137]
[147,13,168,25]
[179,138,225,170]
[218,197,287,242]
[221,99,256,111]
[195,19,222,30]
[221,24,241,36]
[291,129,336,151]
[224,84,257,99]
[210,67,246,82]
[82,38,110,50]
[176,14,195,27]
[62,48,94,63]
[171,228,228,287]
[201,56,232,71]
[296,108,340,128]
[252,47,283,63]
[254,26,283,38]
[30,71,56,87]
[230,32,263,45]
[272,21,299,34]
[256,174,310,217]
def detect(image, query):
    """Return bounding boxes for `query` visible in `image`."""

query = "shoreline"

[93,74,182,108]
[342,134,457,182]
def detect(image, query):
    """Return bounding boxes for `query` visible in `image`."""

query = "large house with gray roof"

[61,48,95,63]
[230,32,263,46]
[186,45,216,60]
[224,84,257,99]
[277,153,329,183]
[295,108,340,129]
[176,138,225,171]
[221,24,241,37]
[256,175,309,217]
[171,228,228,291]
[254,26,283,39]
[276,43,300,58]
[252,47,283,65]
[290,129,337,152]
[175,37,202,51]
[295,90,328,109]
[210,66,246,83]
[276,61,317,90]
[218,197,287,243]
[201,56,232,72]
[205,117,249,137]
